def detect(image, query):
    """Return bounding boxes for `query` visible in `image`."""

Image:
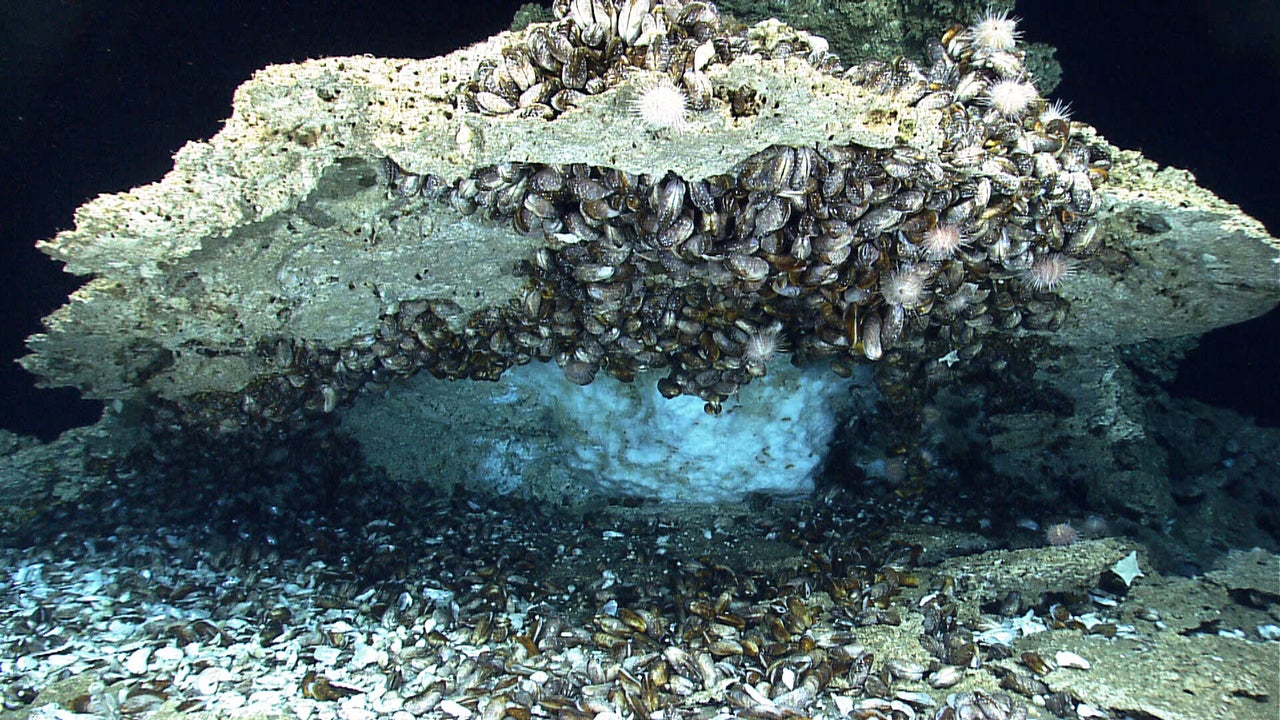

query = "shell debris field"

[5,446,1275,720]
[0,449,1157,720]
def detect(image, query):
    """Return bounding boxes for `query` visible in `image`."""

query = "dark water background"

[1,1,1276,440]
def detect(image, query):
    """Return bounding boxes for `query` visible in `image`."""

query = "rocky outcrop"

[15,2,1279,508]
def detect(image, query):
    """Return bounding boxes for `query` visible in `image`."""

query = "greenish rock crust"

[711,0,1060,93]
[715,0,1011,66]
[0,419,134,529]
[922,539,1279,720]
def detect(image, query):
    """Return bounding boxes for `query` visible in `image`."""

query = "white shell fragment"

[1076,702,1109,718]
[313,645,342,665]
[439,699,473,719]
[350,643,385,669]
[1111,551,1144,587]
[929,665,964,688]
[194,666,233,695]
[125,646,151,675]
[974,626,1018,646]
[46,653,77,669]
[153,645,184,669]
[1054,650,1092,670]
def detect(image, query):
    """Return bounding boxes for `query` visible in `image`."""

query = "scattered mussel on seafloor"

[5,471,1130,719]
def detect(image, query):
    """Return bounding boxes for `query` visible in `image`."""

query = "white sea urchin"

[986,79,1038,117]
[1022,252,1076,292]
[743,323,787,377]
[971,10,1020,52]
[921,223,966,259]
[632,76,689,131]
[1039,99,1073,124]
[1045,522,1080,547]
[879,265,930,310]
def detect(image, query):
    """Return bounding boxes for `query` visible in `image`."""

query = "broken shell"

[929,665,964,688]
[1054,650,1091,670]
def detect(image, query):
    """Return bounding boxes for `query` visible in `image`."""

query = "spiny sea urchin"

[1040,99,1073,124]
[879,265,930,310]
[632,76,689,131]
[921,223,966,259]
[971,10,1021,52]
[743,323,787,377]
[1045,522,1080,547]
[987,79,1038,117]
[1023,253,1076,292]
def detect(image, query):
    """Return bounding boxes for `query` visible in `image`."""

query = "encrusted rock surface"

[1016,630,1276,720]
[1007,547,1280,720]
[1204,548,1280,602]
[0,422,133,529]
[20,15,1277,409]
[11,3,1280,518]
[1065,145,1280,344]
[926,538,1137,612]
[22,22,938,403]
[916,539,1280,720]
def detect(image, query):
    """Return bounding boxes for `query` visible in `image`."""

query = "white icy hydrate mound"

[346,360,859,504]
[511,362,855,502]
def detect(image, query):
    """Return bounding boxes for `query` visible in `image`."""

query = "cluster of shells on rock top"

[215,0,1110,429]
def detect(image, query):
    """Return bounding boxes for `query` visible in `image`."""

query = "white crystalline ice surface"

[505,361,856,502]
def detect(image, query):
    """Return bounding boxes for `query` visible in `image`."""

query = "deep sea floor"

[0,462,1276,720]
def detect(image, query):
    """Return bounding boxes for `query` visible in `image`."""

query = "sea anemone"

[632,76,689,131]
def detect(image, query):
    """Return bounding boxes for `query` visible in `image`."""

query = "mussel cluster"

[199,0,1110,430]
[457,0,753,122]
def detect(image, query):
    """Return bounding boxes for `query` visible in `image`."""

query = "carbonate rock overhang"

[23,22,936,403]
[21,19,1280,407]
